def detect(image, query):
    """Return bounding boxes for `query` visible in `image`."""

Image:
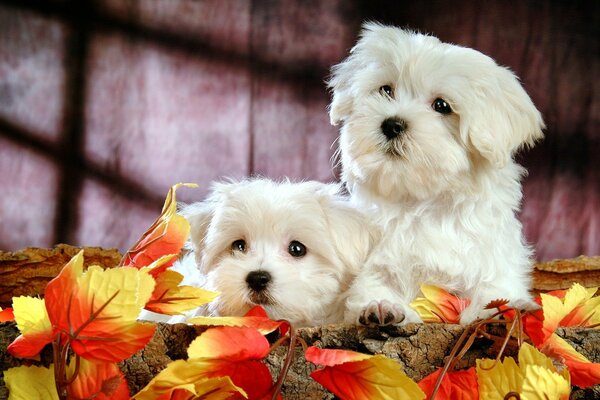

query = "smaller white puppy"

[329,23,544,326]
[172,178,376,327]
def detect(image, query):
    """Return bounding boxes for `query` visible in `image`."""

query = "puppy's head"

[181,178,377,326]
[329,23,544,201]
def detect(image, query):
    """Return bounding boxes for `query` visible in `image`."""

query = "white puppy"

[329,23,544,325]
[172,178,376,327]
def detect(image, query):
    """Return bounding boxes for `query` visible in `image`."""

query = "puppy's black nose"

[381,118,408,140]
[246,270,271,291]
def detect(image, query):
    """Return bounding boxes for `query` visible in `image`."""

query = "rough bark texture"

[0,322,599,399]
[0,244,122,307]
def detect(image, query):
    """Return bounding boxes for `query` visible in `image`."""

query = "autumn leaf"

[7,296,54,358]
[188,326,271,361]
[132,361,247,400]
[122,183,197,270]
[67,358,129,400]
[417,367,478,400]
[188,305,288,335]
[476,343,570,399]
[144,269,219,315]
[135,327,274,400]
[410,284,470,324]
[305,346,425,400]
[0,306,14,322]
[4,364,59,400]
[524,284,599,347]
[44,251,157,362]
[541,333,600,388]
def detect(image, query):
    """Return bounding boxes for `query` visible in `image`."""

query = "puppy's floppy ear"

[314,183,380,275]
[459,60,544,168]
[178,189,221,270]
[328,60,355,125]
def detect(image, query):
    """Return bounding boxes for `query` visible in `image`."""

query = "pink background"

[0,0,598,261]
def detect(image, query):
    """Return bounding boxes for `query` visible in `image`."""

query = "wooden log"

[1,246,599,309]
[0,245,121,307]
[0,321,598,398]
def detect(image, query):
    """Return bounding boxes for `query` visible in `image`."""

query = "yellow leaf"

[4,365,59,400]
[132,360,246,400]
[12,296,52,339]
[519,342,556,372]
[77,265,156,320]
[44,252,157,362]
[410,284,469,324]
[476,357,523,399]
[521,365,570,400]
[145,269,219,315]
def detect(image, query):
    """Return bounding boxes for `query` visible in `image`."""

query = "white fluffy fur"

[329,23,545,325]
[165,178,377,327]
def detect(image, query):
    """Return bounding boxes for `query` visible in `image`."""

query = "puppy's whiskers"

[329,136,343,172]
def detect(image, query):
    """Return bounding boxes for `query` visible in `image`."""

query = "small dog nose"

[381,118,408,140]
[246,270,271,291]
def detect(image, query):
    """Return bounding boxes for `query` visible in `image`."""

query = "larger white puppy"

[174,178,377,327]
[329,23,544,325]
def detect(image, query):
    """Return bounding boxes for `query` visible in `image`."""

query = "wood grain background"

[0,0,598,261]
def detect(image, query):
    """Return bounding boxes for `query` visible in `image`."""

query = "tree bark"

[1,321,598,399]
[0,245,122,307]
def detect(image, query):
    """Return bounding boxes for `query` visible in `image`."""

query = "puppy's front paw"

[358,300,405,326]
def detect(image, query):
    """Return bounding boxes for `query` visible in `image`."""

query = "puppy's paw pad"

[358,300,405,326]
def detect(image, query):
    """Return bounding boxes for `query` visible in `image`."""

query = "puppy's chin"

[341,109,471,202]
[248,290,275,306]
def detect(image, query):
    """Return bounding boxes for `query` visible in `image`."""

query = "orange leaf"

[187,305,288,335]
[418,368,478,400]
[67,358,129,400]
[132,359,257,400]
[7,297,54,359]
[305,346,371,366]
[525,284,600,347]
[541,334,600,388]
[0,306,15,322]
[186,327,274,399]
[187,327,270,361]
[44,251,156,362]
[410,285,470,324]
[122,183,197,270]
[306,347,425,399]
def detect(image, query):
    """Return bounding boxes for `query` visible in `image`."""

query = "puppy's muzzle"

[381,117,408,140]
[246,270,271,292]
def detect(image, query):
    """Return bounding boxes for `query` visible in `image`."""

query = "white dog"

[329,23,544,325]
[169,178,376,327]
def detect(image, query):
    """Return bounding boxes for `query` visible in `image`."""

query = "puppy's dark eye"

[232,239,247,253]
[379,85,394,98]
[432,98,452,114]
[288,240,307,257]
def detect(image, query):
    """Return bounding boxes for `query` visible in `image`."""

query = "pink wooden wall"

[0,0,598,261]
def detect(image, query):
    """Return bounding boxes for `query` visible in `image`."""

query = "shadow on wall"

[0,0,598,260]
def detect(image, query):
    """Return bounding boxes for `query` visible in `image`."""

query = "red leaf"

[418,368,479,400]
[67,358,129,400]
[0,307,15,322]
[188,327,271,361]
[306,347,425,399]
[7,331,55,359]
